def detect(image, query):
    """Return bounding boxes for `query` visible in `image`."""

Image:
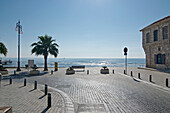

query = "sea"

[1,58,145,68]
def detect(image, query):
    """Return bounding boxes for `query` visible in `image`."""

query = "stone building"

[140,16,170,69]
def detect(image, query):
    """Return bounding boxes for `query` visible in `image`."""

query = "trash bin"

[55,62,58,71]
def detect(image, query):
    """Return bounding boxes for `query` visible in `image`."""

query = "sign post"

[124,47,128,74]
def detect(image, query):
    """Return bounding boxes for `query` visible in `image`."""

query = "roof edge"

[140,15,170,32]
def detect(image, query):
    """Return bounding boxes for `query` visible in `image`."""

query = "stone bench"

[72,66,85,72]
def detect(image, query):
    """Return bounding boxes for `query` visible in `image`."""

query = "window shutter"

[162,54,165,64]
[154,54,157,64]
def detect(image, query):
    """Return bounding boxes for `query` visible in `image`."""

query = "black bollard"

[131,71,133,77]
[34,81,37,89]
[24,79,26,86]
[149,75,152,82]
[166,78,168,87]
[138,73,140,79]
[14,70,16,75]
[10,78,12,84]
[45,84,48,95]
[113,69,114,74]
[87,70,89,75]
[47,93,51,108]
[51,70,53,75]
[124,70,126,74]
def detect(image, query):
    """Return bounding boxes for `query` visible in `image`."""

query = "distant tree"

[31,34,59,71]
[0,42,8,56]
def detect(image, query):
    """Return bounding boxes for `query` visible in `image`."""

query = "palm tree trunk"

[44,55,48,71]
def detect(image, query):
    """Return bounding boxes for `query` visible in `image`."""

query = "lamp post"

[124,47,128,74]
[15,20,23,71]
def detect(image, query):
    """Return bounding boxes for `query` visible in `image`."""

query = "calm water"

[1,58,145,68]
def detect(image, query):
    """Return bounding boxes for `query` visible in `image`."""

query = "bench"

[72,66,85,72]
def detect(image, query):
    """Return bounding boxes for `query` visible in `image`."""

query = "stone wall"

[142,18,170,69]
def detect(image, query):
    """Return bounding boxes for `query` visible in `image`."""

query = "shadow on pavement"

[2,71,49,80]
[39,94,46,99]
[41,107,49,113]
[132,78,140,82]
[19,85,25,88]
[3,84,11,86]
[29,89,36,92]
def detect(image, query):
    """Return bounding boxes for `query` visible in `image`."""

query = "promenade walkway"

[1,67,170,113]
[0,80,74,113]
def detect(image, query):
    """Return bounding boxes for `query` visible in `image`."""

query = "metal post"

[138,73,140,79]
[113,69,114,74]
[15,20,22,71]
[166,78,168,87]
[34,81,37,89]
[14,70,16,75]
[17,26,21,71]
[87,70,89,75]
[125,55,127,74]
[124,70,126,74]
[51,70,53,75]
[48,93,51,108]
[10,78,12,84]
[45,84,48,95]
[131,71,133,77]
[149,75,152,82]
[24,79,26,86]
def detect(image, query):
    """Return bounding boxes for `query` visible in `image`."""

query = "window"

[154,30,158,41]
[162,26,168,39]
[146,33,150,43]
[154,54,166,64]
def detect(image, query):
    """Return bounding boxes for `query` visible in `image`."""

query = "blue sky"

[0,0,170,58]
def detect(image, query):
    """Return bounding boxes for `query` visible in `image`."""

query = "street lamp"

[15,20,23,71]
[123,47,128,74]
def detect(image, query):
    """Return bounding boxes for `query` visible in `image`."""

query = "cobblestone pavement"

[2,67,170,113]
[0,80,74,113]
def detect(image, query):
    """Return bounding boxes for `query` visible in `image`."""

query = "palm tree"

[31,34,59,71]
[0,42,8,56]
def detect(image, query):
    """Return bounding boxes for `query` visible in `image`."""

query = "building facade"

[140,16,170,69]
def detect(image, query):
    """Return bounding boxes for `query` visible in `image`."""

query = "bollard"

[34,81,37,89]
[45,84,48,95]
[113,69,114,74]
[166,78,168,87]
[14,70,16,75]
[124,70,126,74]
[138,73,140,79]
[87,70,89,75]
[131,71,133,77]
[24,79,26,86]
[10,78,12,84]
[51,70,53,75]
[47,93,51,108]
[149,75,152,82]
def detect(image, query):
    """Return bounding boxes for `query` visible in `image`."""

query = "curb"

[117,72,170,93]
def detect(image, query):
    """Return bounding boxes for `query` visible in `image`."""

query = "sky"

[0,0,170,58]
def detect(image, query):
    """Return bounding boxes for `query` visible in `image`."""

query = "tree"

[0,42,8,56]
[31,34,59,71]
